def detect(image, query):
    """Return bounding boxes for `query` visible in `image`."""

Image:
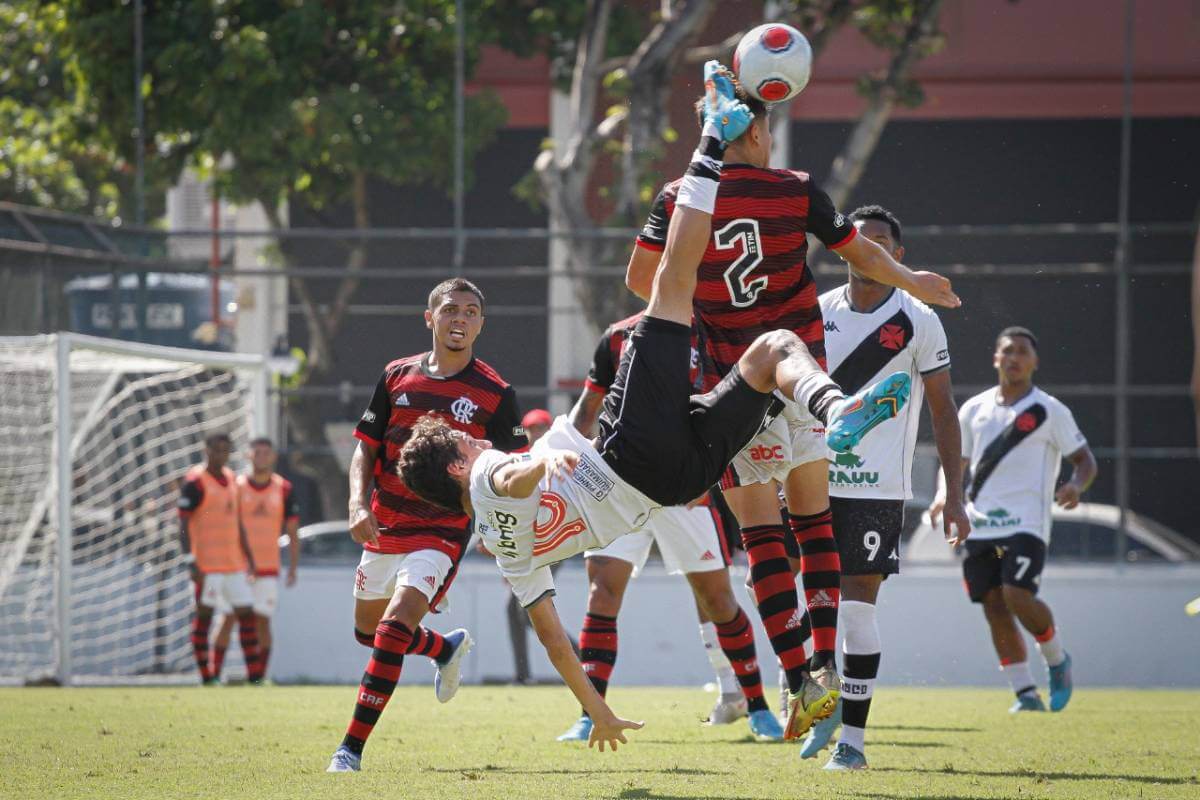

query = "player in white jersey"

[394,63,953,751]
[931,326,1097,714]
[800,205,972,770]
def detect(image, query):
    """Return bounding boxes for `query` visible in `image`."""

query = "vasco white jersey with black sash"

[959,387,1087,543]
[470,416,658,607]
[820,286,950,499]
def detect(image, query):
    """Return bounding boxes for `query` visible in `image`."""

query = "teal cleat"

[1009,691,1046,713]
[434,628,473,703]
[556,715,593,742]
[826,372,911,454]
[1048,652,1073,712]
[702,60,753,143]
[748,708,784,741]
[800,701,841,758]
[823,742,868,770]
[326,746,361,773]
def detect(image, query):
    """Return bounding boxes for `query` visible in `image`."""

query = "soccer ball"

[732,23,813,103]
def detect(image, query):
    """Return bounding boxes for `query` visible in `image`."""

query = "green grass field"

[4,685,1198,799]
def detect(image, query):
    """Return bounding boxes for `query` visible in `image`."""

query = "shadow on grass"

[872,765,1197,786]
[617,791,1019,800]
[431,766,727,777]
[868,740,950,749]
[870,724,982,733]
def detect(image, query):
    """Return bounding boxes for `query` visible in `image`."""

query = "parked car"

[905,502,1200,564]
[281,520,485,566]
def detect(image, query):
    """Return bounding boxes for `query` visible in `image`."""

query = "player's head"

[399,414,492,513]
[248,437,277,473]
[994,326,1039,386]
[848,205,904,261]
[694,82,771,166]
[521,408,552,444]
[204,432,232,469]
[426,278,485,353]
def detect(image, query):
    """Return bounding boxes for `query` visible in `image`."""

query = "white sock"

[1036,626,1065,667]
[837,601,881,754]
[839,723,866,751]
[1001,661,1037,696]
[791,371,844,425]
[699,622,740,695]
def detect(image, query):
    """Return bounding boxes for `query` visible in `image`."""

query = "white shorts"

[199,571,254,611]
[727,399,825,486]
[352,548,454,608]
[213,575,280,617]
[585,504,728,577]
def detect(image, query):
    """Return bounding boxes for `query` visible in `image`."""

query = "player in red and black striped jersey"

[626,86,960,737]
[331,278,527,770]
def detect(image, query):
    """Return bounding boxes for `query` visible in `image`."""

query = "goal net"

[0,334,266,685]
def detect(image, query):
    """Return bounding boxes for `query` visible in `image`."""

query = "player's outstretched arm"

[527,595,644,751]
[836,234,961,309]
[492,451,579,499]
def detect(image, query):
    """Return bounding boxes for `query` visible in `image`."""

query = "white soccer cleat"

[706,692,749,725]
[434,628,473,703]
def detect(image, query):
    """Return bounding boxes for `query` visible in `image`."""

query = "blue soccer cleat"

[702,60,753,143]
[800,701,841,758]
[1009,691,1047,713]
[1048,652,1073,712]
[326,745,361,773]
[556,715,593,742]
[823,742,868,770]
[748,708,784,741]
[434,628,473,704]
[826,372,911,454]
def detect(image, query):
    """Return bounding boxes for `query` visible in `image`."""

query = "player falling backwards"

[394,62,958,756]
[327,278,527,773]
[625,78,962,740]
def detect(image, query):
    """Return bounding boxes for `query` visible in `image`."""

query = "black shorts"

[830,497,904,576]
[962,533,1046,602]
[597,316,774,506]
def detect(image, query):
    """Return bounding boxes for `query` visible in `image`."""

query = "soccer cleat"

[748,708,785,741]
[1009,691,1047,713]
[556,715,593,742]
[434,628,473,704]
[823,742,868,770]
[705,692,748,725]
[783,674,840,740]
[326,746,361,773]
[826,372,912,454]
[800,701,842,759]
[1048,652,1073,712]
[702,60,753,143]
[201,677,220,687]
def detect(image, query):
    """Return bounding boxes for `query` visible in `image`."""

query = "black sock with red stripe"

[190,610,213,682]
[578,612,618,715]
[237,612,264,682]
[788,509,841,668]
[741,524,811,692]
[342,619,411,756]
[714,608,768,713]
[211,645,227,680]
[410,626,451,664]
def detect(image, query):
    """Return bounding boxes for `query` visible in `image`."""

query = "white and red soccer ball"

[733,23,813,103]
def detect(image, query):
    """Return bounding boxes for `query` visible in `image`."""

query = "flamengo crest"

[450,395,479,424]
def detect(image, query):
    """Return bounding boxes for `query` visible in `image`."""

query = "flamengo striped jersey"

[584,311,703,395]
[355,353,527,559]
[637,165,857,385]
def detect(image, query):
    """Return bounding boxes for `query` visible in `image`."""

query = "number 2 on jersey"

[714,218,766,308]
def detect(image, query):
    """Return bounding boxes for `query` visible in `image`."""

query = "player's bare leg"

[353,598,390,647]
[212,614,235,681]
[981,587,1046,712]
[1002,584,1071,711]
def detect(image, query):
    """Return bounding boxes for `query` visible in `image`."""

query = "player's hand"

[1055,482,1082,509]
[941,497,972,546]
[587,713,644,752]
[349,503,380,546]
[909,271,961,309]
[286,567,297,587]
[543,451,579,482]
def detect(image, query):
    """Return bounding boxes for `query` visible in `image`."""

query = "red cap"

[521,409,553,429]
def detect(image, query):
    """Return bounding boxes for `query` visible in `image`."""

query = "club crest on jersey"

[1015,412,1038,433]
[879,323,907,351]
[450,395,479,424]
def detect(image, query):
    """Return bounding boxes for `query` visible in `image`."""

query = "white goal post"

[0,333,267,685]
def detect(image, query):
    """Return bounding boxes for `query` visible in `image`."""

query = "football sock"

[676,119,725,214]
[578,612,619,714]
[236,612,264,681]
[699,622,741,696]
[354,628,375,647]
[1000,659,1037,697]
[838,600,881,754]
[1034,624,1065,667]
[791,372,846,426]
[342,619,411,756]
[211,645,227,680]
[714,609,769,713]
[742,524,812,693]
[190,611,213,682]
[410,626,451,665]
[788,509,841,665]
[259,645,271,677]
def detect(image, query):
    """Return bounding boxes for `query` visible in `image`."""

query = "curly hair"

[398,414,468,513]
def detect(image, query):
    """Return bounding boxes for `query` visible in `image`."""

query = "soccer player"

[396,62,955,754]
[326,278,528,773]
[178,433,263,685]
[931,326,1097,714]
[555,311,783,743]
[210,438,300,682]
[626,82,962,740]
[797,205,972,769]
